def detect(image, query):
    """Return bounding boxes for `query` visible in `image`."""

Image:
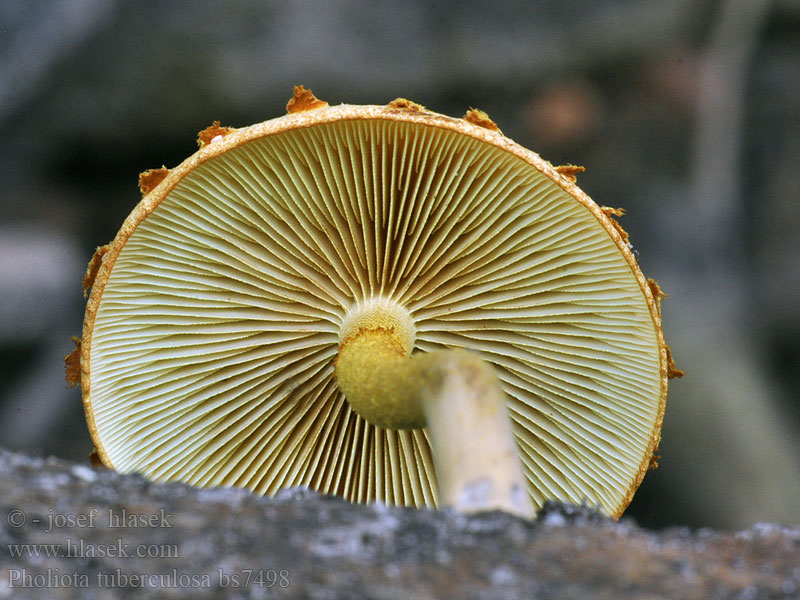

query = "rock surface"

[1,448,798,599]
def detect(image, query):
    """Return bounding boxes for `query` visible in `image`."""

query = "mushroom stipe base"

[70,85,680,520]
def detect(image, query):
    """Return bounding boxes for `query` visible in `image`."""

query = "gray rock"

[2,448,798,599]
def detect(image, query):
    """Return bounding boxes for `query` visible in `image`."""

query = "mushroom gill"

[77,88,672,518]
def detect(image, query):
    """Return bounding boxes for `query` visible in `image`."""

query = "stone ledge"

[1,448,798,599]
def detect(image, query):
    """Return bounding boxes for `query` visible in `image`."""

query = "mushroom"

[69,86,680,519]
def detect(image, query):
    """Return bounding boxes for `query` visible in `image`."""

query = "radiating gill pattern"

[90,117,661,514]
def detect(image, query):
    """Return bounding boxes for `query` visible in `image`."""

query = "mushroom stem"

[420,350,535,519]
[336,328,535,519]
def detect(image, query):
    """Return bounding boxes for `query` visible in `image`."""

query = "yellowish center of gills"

[336,328,427,429]
[336,298,431,429]
[339,297,416,354]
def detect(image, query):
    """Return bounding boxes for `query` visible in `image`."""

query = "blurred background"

[1,0,798,531]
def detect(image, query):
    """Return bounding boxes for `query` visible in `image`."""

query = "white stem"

[420,351,535,519]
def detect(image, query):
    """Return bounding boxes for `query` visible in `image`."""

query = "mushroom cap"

[80,96,670,517]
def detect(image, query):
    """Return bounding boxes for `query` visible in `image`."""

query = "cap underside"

[85,113,664,515]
